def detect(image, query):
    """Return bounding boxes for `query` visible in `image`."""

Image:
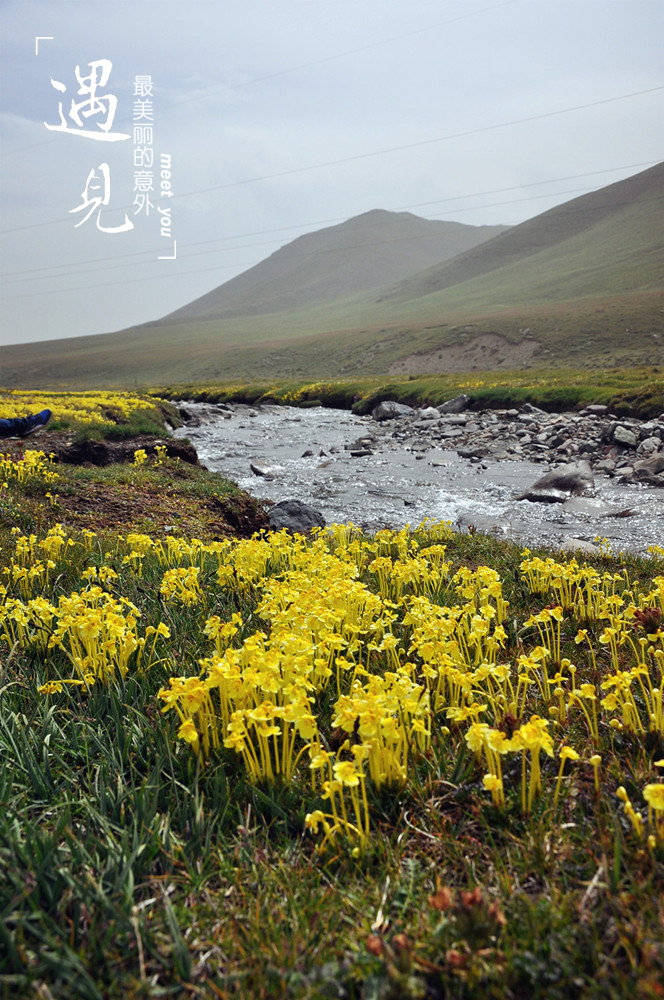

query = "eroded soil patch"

[388,332,540,374]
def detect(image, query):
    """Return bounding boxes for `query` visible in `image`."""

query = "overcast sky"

[1,0,662,347]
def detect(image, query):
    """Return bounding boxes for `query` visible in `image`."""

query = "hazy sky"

[1,0,662,347]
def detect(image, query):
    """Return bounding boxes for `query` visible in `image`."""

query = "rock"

[418,406,440,420]
[633,469,664,486]
[634,453,664,475]
[637,436,661,456]
[250,462,275,477]
[437,394,471,414]
[582,404,609,415]
[301,449,315,457]
[457,445,490,459]
[268,499,325,533]
[559,538,601,555]
[613,425,638,448]
[519,487,570,504]
[372,400,414,421]
[350,449,373,457]
[516,460,594,503]
[521,403,548,415]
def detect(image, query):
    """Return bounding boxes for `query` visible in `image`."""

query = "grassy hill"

[2,164,662,389]
[164,210,508,322]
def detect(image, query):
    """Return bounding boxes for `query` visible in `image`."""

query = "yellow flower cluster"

[0,450,59,488]
[0,389,163,429]
[1,524,171,684]
[3,517,664,854]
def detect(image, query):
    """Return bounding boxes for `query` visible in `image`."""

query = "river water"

[174,403,664,554]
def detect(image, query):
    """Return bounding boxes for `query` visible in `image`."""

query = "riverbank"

[155,365,664,419]
[2,397,664,998]
[174,399,664,554]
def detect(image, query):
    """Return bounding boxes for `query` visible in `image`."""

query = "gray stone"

[521,403,548,415]
[372,400,415,421]
[518,487,569,504]
[613,425,638,448]
[441,414,469,425]
[457,445,490,459]
[582,404,609,415]
[418,406,440,420]
[637,436,661,456]
[250,462,277,477]
[516,460,594,503]
[634,453,664,475]
[559,538,601,555]
[268,499,326,533]
[437,394,471,414]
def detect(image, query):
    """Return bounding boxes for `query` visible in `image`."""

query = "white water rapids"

[174,403,664,554]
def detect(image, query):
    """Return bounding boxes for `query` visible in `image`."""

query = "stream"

[174,402,664,554]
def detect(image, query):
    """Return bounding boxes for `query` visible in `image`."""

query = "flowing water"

[175,403,664,554]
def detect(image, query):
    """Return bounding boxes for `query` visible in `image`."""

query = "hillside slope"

[2,164,662,388]
[163,211,508,322]
[379,162,664,305]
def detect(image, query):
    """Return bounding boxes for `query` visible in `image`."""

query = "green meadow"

[1,398,664,999]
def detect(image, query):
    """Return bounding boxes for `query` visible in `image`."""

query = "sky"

[1,0,662,347]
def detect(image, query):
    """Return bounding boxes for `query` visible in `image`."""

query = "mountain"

[377,161,664,307]
[162,211,508,322]
[2,163,663,388]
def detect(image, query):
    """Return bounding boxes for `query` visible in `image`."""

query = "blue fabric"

[0,417,26,437]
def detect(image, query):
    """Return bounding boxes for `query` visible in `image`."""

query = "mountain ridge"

[163,210,509,322]
[1,162,662,388]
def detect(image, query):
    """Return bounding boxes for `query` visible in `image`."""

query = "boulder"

[559,538,601,556]
[371,400,414,421]
[634,453,664,475]
[250,462,275,477]
[613,425,638,448]
[437,394,471,414]
[268,499,326,533]
[582,404,609,416]
[637,436,661,456]
[516,460,594,503]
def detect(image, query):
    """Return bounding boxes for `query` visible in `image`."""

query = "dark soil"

[4,432,269,539]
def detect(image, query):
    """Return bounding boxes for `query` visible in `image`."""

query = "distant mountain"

[2,163,663,388]
[163,210,508,322]
[377,161,664,306]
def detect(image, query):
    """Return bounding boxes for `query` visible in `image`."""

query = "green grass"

[3,164,663,389]
[154,365,664,419]
[2,290,663,390]
[2,441,664,998]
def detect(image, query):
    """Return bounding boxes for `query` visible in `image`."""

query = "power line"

[1,84,661,239]
[3,189,662,302]
[1,159,657,281]
[175,86,664,197]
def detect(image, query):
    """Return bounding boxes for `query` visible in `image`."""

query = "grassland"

[1,402,664,999]
[154,366,664,420]
[1,164,662,390]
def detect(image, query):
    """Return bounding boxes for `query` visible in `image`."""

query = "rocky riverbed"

[174,398,664,554]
